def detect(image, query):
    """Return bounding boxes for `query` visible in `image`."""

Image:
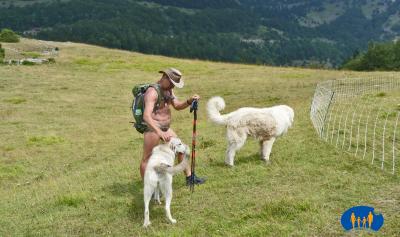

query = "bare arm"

[143,88,162,134]
[143,88,175,142]
[172,94,200,111]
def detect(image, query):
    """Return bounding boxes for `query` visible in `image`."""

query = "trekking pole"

[189,99,198,192]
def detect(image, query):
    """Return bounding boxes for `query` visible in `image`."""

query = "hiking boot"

[186,173,206,186]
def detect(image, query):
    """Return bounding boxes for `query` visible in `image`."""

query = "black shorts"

[144,125,169,133]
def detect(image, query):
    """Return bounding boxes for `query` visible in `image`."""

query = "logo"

[135,109,142,116]
[341,206,384,231]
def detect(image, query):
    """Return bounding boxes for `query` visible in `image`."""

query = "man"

[367,211,373,228]
[350,212,356,229]
[140,68,205,185]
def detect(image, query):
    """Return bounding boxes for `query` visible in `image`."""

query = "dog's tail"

[154,148,190,175]
[207,96,228,125]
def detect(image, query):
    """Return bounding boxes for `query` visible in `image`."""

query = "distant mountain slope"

[0,0,399,67]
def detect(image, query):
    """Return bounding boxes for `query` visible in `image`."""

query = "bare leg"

[261,137,276,163]
[140,131,160,179]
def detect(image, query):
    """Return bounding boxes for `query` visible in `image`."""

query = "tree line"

[0,0,399,68]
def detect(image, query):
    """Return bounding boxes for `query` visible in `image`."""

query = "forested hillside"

[1,0,400,67]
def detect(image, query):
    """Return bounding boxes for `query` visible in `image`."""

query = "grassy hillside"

[0,39,399,236]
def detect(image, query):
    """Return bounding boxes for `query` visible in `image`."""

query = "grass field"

[1,39,399,236]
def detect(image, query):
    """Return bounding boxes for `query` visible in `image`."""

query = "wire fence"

[310,75,400,174]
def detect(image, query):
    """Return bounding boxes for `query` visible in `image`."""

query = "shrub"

[47,58,56,63]
[0,28,20,43]
[341,41,400,71]
[21,60,35,65]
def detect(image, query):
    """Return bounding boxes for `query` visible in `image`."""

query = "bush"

[47,58,56,63]
[0,28,20,43]
[21,60,35,65]
[341,41,400,71]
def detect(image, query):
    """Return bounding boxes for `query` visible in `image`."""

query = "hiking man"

[140,68,205,185]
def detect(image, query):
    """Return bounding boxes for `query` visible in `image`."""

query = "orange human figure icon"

[362,217,367,229]
[350,212,356,229]
[368,211,374,228]
[357,217,361,229]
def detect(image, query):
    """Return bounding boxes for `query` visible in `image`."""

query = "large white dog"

[207,96,294,166]
[143,137,190,228]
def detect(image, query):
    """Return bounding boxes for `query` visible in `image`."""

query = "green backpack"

[131,84,162,133]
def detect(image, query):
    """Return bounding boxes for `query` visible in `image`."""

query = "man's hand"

[158,130,174,142]
[188,94,200,104]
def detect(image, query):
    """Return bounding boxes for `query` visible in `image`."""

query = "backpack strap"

[149,84,163,111]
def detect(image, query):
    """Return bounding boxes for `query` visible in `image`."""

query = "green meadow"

[1,39,399,236]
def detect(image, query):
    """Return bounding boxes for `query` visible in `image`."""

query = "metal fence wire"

[310,75,400,174]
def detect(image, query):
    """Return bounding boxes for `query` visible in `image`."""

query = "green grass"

[21,51,41,58]
[4,97,27,104]
[1,39,399,236]
[27,136,65,146]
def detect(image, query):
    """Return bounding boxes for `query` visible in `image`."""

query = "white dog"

[143,137,190,228]
[207,96,294,166]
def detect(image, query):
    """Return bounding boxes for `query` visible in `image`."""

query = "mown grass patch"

[21,51,41,58]
[0,164,24,180]
[376,92,386,97]
[380,111,398,119]
[198,136,217,149]
[27,136,65,146]
[56,193,86,208]
[2,145,15,151]
[4,97,26,104]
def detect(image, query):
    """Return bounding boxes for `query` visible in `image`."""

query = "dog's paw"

[169,218,177,224]
[143,221,151,228]
[261,158,271,164]
[224,161,234,167]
